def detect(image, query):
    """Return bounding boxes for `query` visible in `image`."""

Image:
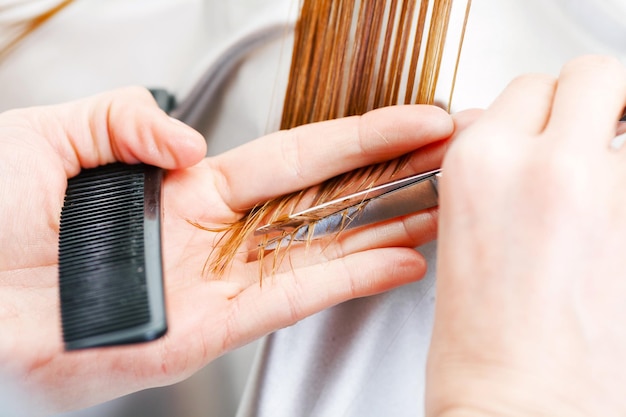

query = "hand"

[0,87,454,413]
[428,55,626,417]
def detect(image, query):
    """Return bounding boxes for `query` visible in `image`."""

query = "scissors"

[255,168,442,249]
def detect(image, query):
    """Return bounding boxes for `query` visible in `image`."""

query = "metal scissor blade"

[256,169,441,247]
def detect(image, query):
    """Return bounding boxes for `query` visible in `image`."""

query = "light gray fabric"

[238,242,437,417]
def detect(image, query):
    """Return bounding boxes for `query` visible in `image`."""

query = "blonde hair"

[205,0,472,277]
[0,0,472,277]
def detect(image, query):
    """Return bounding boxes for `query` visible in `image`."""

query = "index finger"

[209,105,454,211]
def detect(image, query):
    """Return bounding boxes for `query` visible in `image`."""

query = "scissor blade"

[257,169,441,247]
[255,169,441,236]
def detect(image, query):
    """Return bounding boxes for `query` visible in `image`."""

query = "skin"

[428,55,626,417]
[8,54,623,417]
[0,87,452,413]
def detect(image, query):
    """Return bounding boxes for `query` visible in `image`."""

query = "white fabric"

[0,0,624,416]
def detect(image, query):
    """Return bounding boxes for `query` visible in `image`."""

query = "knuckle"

[282,127,308,181]
[566,54,623,72]
[562,54,626,84]
[508,72,557,90]
[119,85,153,100]
[403,208,438,244]
[281,280,305,325]
[356,113,377,156]
[153,337,190,382]
[221,298,242,353]
[356,112,394,158]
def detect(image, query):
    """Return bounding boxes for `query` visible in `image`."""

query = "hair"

[0,0,472,278]
[204,0,472,277]
[0,0,75,61]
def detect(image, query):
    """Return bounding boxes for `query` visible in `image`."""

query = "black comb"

[58,89,174,350]
[58,163,166,350]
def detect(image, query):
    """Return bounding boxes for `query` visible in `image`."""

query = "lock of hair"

[204,0,472,277]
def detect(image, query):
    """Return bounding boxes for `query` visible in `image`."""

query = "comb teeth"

[58,163,166,350]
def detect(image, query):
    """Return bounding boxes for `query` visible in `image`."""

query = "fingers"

[480,73,557,135]
[40,87,207,177]
[546,55,626,150]
[220,247,427,350]
[209,105,453,211]
[441,75,556,187]
[250,208,438,281]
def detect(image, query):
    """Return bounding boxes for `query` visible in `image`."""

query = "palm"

[0,91,452,412]
[0,106,251,409]
[0,122,294,410]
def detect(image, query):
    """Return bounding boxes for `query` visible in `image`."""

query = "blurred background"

[56,343,259,417]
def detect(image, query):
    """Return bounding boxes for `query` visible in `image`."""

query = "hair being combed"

[206,0,472,277]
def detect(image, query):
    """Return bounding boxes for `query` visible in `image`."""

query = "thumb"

[36,86,207,177]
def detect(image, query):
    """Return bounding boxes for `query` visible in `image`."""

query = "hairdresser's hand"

[428,55,626,417]
[0,87,453,413]
[0,87,207,412]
